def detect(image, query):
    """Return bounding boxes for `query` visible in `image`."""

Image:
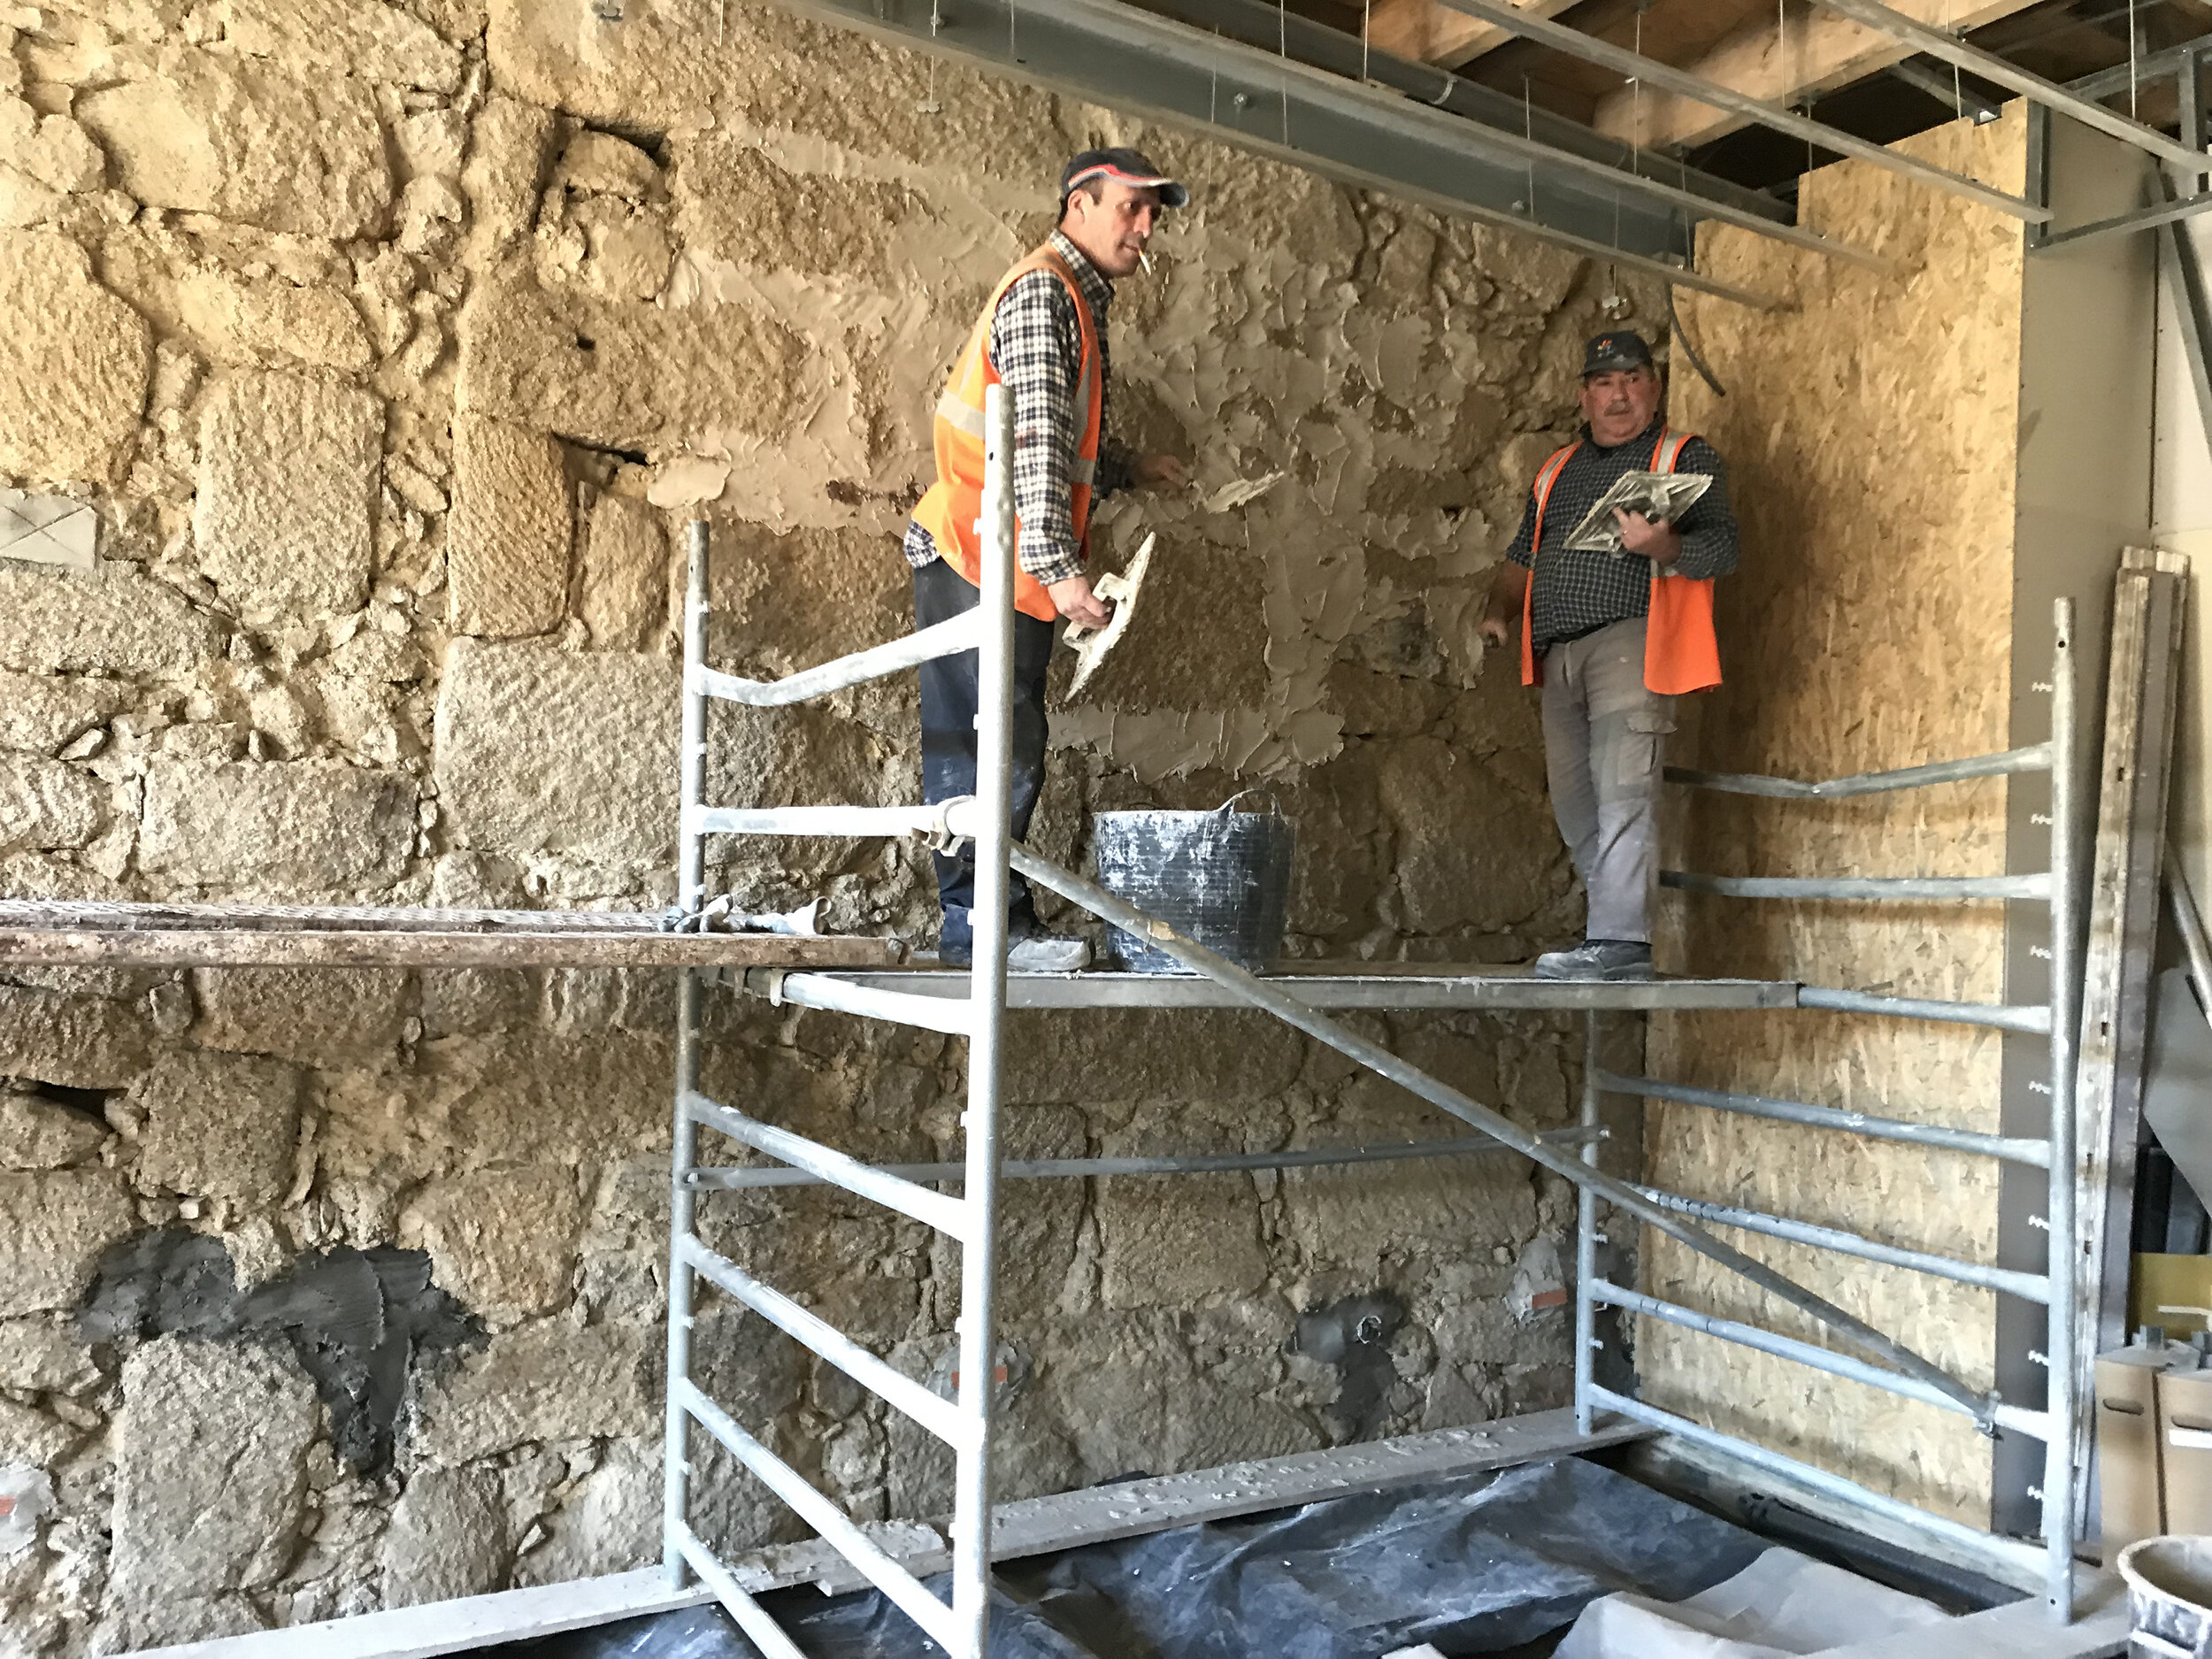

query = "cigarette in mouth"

[1140,250,1155,274]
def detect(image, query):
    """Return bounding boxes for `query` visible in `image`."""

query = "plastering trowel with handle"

[1060,530,1154,700]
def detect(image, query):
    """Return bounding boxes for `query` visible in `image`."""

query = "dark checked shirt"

[1505,416,1739,654]
[906,230,1135,587]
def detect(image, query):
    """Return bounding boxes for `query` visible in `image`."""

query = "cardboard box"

[2129,1254,2212,1338]
[2158,1363,2212,1535]
[2098,1347,2171,1555]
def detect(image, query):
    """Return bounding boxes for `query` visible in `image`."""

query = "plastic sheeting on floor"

[1552,1546,1952,1658]
[510,1455,1780,1658]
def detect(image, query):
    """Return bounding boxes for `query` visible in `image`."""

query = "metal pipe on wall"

[660,520,712,1590]
[694,612,983,707]
[2043,601,2080,1621]
[1601,1071,2054,1165]
[1795,985,2054,1035]
[1665,743,2052,800]
[1573,1013,1601,1438]
[1591,1280,2053,1439]
[683,1126,1600,1190]
[1662,872,2053,902]
[949,382,1018,1658]
[1629,1187,2052,1303]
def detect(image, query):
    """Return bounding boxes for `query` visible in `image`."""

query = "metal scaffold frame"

[652,380,2092,1651]
[1585,603,2084,1619]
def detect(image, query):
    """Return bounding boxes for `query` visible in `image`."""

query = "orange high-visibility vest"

[910,243,1103,622]
[1516,426,1722,695]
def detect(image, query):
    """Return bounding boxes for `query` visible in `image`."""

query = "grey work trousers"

[1539,618,1675,944]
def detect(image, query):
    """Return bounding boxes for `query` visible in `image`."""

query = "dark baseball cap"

[1059,148,1189,212]
[1582,329,1655,377]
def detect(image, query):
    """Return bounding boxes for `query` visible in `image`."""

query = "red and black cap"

[1059,148,1190,212]
[1581,329,1655,377]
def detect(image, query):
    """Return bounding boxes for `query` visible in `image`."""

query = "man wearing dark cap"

[1477,330,1739,981]
[906,149,1190,970]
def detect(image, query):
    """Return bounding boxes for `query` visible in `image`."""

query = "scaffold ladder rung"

[693,611,984,707]
[1589,1279,2053,1440]
[679,1235,979,1449]
[668,1519,810,1659]
[741,966,975,1035]
[684,1093,974,1241]
[676,1378,962,1650]
[1599,1069,2054,1165]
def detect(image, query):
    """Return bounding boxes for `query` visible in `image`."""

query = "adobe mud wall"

[0,1,1660,1649]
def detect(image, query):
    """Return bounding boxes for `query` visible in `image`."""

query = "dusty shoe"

[1007,931,1090,973]
[1532,940,1654,982]
[938,913,1090,972]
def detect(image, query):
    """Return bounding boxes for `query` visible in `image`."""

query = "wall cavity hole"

[18,1080,112,1123]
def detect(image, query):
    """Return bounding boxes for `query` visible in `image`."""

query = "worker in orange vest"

[1477,330,1739,982]
[905,150,1191,970]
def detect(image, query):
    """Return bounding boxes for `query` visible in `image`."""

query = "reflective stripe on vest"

[1516,426,1723,696]
[910,246,1104,621]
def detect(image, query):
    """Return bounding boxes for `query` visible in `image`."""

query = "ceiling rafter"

[1363,0,1578,71]
[1587,0,2046,153]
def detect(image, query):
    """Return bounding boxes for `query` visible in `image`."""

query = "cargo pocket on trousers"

[1615,702,1676,790]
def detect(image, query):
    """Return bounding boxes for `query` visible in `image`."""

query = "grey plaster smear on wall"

[80,1229,482,1471]
[510,1458,1768,1658]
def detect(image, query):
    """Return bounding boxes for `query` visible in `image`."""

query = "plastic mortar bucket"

[2119,1535,2212,1657]
[1091,796,1296,975]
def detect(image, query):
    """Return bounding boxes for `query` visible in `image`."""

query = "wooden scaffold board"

[0,900,903,970]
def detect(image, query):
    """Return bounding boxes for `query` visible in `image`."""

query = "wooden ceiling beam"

[1363,0,1578,72]
[1588,0,2045,152]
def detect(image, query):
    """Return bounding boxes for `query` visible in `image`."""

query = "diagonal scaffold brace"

[981,835,2003,1432]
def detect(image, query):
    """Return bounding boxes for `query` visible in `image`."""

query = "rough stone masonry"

[0,0,1665,1650]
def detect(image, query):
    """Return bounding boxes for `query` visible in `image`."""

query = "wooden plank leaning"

[2071,545,2190,1527]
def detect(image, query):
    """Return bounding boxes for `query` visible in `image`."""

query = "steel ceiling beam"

[1816,0,2210,170]
[764,0,1798,304]
[2070,28,2212,101]
[1139,0,1888,270]
[1432,0,2048,222]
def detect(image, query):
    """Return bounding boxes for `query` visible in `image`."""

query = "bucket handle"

[1214,788,1286,820]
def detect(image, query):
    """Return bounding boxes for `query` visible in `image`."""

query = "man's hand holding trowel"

[1048,453,1187,628]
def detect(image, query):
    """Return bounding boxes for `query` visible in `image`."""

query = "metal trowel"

[1062,531,1154,700]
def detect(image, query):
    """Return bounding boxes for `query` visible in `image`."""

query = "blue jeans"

[913,557,1056,951]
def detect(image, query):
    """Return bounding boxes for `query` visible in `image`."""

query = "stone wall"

[0,1,1663,1649]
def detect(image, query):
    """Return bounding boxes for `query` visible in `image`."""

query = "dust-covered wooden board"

[0,900,903,969]
[134,1568,716,1658]
[2072,547,2189,1498]
[728,1408,1651,1595]
[0,926,901,969]
[1642,111,2032,1525]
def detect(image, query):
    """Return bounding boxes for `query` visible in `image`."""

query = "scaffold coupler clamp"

[921,796,978,856]
[661,894,734,933]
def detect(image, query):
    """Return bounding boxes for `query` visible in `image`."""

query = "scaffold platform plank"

[0,900,902,969]
[759,964,1801,1011]
[135,1410,1645,1658]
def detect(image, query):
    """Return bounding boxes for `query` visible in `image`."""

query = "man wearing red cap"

[906,149,1190,971]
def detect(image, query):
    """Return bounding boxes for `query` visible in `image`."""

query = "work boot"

[937,912,1091,972]
[1532,940,1654,982]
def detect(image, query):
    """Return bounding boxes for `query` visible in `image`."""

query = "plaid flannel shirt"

[1504,416,1738,653]
[906,230,1135,587]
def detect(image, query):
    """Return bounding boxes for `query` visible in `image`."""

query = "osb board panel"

[1642,111,2029,1524]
